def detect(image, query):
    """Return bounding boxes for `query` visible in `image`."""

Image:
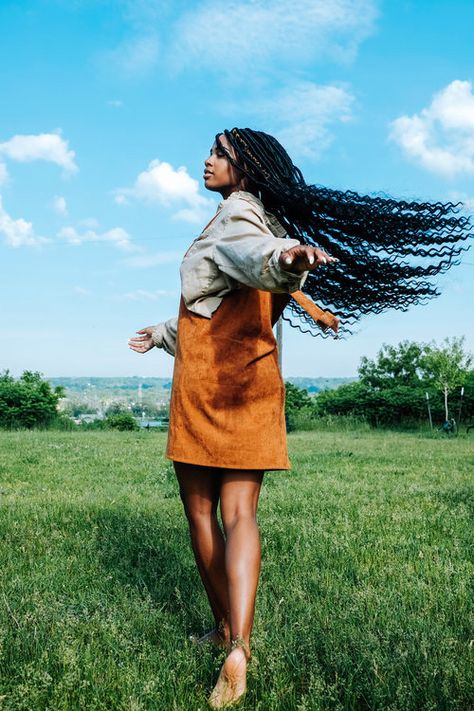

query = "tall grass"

[0,429,473,710]
[290,412,371,432]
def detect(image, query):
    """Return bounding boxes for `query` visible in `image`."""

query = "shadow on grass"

[435,485,474,517]
[89,504,213,639]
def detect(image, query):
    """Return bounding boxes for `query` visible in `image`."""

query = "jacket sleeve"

[212,199,308,293]
[150,316,178,357]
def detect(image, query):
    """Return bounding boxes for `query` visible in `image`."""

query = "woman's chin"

[203,180,220,193]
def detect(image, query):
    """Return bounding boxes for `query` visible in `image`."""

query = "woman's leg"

[219,469,264,650]
[209,469,264,709]
[174,461,230,639]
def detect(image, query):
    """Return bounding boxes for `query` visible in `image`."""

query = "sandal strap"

[230,635,251,661]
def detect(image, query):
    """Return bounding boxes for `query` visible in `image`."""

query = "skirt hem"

[166,452,291,471]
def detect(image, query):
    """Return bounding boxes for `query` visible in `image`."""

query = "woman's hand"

[279,246,338,275]
[128,326,155,354]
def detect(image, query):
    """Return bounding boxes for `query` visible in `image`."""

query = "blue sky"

[1,0,473,378]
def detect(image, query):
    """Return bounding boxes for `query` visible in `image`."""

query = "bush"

[105,412,139,431]
[0,370,64,429]
[285,382,315,432]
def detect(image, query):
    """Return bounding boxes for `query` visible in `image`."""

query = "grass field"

[0,429,473,710]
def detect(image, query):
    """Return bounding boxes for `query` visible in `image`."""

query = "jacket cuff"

[267,249,309,292]
[150,323,165,349]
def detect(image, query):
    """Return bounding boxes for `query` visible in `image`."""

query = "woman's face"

[203,134,245,198]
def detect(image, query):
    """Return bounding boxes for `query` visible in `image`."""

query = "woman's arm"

[128,316,178,357]
[212,199,336,292]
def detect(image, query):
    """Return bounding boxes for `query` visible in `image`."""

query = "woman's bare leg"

[209,469,264,709]
[220,469,264,648]
[174,462,230,640]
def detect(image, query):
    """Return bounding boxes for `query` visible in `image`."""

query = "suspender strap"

[290,290,339,334]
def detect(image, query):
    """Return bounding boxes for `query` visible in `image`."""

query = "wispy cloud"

[58,225,139,251]
[447,191,474,212]
[122,250,183,268]
[0,162,8,186]
[100,34,159,77]
[73,286,92,296]
[114,159,214,223]
[0,195,48,247]
[52,195,68,216]
[0,131,78,175]
[389,80,474,177]
[237,81,354,159]
[78,217,99,229]
[100,0,377,80]
[113,288,178,301]
[107,99,124,108]
[169,0,378,74]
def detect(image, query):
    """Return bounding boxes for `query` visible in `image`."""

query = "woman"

[129,128,470,708]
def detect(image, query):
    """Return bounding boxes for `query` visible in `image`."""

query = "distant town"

[49,376,357,426]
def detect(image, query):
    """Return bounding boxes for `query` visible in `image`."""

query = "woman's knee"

[221,507,258,535]
[179,491,218,529]
[219,470,263,533]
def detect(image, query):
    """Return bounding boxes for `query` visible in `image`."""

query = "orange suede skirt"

[166,287,290,470]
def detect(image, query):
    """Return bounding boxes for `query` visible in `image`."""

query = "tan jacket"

[151,190,308,356]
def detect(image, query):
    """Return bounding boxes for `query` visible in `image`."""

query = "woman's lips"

[203,171,213,179]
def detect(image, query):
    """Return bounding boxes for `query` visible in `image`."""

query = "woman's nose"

[204,155,213,168]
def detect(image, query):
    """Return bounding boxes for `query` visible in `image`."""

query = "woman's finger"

[129,340,152,348]
[129,343,151,352]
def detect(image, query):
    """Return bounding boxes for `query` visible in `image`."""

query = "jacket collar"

[219,191,286,238]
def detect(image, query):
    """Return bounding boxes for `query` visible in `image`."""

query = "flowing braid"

[216,128,472,338]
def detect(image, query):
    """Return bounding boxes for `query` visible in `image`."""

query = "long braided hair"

[216,127,472,338]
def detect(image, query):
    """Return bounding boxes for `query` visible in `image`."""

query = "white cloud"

[52,195,68,216]
[115,288,177,301]
[447,191,474,212]
[78,217,99,228]
[123,250,183,268]
[0,162,8,186]
[102,34,159,76]
[390,80,474,177]
[0,195,48,247]
[121,0,165,26]
[107,99,123,108]
[73,286,91,296]
[169,0,378,74]
[0,131,78,175]
[114,159,214,223]
[243,81,354,159]
[58,225,139,251]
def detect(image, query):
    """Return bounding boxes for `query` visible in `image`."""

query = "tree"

[315,338,473,428]
[105,412,139,431]
[424,337,473,421]
[0,370,65,429]
[358,341,429,389]
[285,382,314,431]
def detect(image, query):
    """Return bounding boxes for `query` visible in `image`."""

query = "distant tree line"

[285,337,474,430]
[1,338,472,432]
[0,371,139,431]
